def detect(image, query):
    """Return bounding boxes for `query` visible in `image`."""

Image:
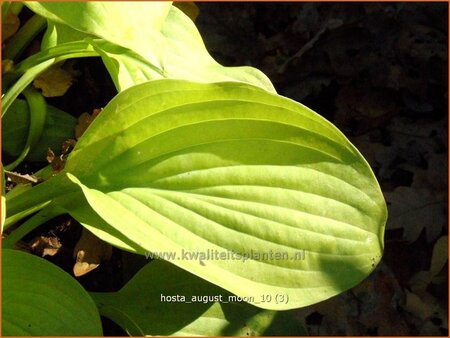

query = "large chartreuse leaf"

[25,2,274,92]
[53,79,385,310]
[2,249,102,335]
[5,79,386,310]
[91,259,305,335]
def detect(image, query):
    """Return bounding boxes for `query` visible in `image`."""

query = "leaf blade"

[2,249,103,335]
[91,259,301,336]
[62,79,386,310]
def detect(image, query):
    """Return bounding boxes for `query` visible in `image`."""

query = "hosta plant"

[1,2,387,336]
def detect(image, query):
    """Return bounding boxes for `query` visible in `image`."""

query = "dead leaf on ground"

[47,148,66,174]
[295,262,410,335]
[396,24,447,62]
[75,108,102,139]
[29,235,62,257]
[33,61,80,97]
[2,10,20,42]
[409,236,448,292]
[351,263,411,335]
[385,187,446,243]
[2,59,14,74]
[335,85,396,135]
[73,228,112,277]
[405,290,448,335]
[5,171,40,185]
[47,139,77,174]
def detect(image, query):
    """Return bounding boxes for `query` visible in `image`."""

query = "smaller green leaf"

[91,259,291,336]
[2,59,53,116]
[26,2,275,92]
[2,249,103,336]
[90,39,163,92]
[25,1,172,68]
[2,99,76,162]
[41,21,94,50]
[1,165,5,233]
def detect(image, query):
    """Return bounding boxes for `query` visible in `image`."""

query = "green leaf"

[41,21,94,50]
[24,1,170,70]
[2,99,76,162]
[91,259,304,336]
[4,87,47,170]
[90,39,163,92]
[25,2,274,92]
[2,59,53,116]
[26,1,171,55]
[58,79,386,310]
[2,249,103,335]
[1,166,5,233]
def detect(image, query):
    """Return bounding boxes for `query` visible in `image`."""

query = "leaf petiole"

[2,205,65,249]
[2,41,99,115]
[13,40,99,74]
[4,87,47,171]
[3,14,47,60]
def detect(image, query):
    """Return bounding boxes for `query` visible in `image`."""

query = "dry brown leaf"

[410,236,448,292]
[335,85,396,134]
[429,236,448,276]
[33,61,80,97]
[397,24,447,62]
[405,290,440,321]
[47,148,66,173]
[2,10,20,42]
[47,139,77,174]
[2,59,14,74]
[295,262,411,335]
[34,66,73,97]
[73,228,112,277]
[385,186,447,243]
[30,236,62,257]
[61,139,77,155]
[5,171,40,185]
[75,109,102,139]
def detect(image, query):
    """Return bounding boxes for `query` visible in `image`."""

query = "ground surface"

[4,3,448,336]
[195,3,448,335]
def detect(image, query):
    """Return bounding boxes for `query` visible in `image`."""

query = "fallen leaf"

[75,109,102,139]
[352,263,410,335]
[335,85,396,135]
[385,186,446,243]
[405,290,445,325]
[47,139,78,174]
[396,24,447,62]
[2,10,20,42]
[429,236,448,276]
[47,148,66,174]
[410,236,448,292]
[405,288,448,335]
[30,235,62,257]
[2,59,14,74]
[33,62,80,97]
[73,228,112,277]
[61,139,77,155]
[295,262,410,335]
[5,171,40,185]
[412,153,448,194]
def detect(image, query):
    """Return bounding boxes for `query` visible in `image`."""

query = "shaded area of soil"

[196,2,448,336]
